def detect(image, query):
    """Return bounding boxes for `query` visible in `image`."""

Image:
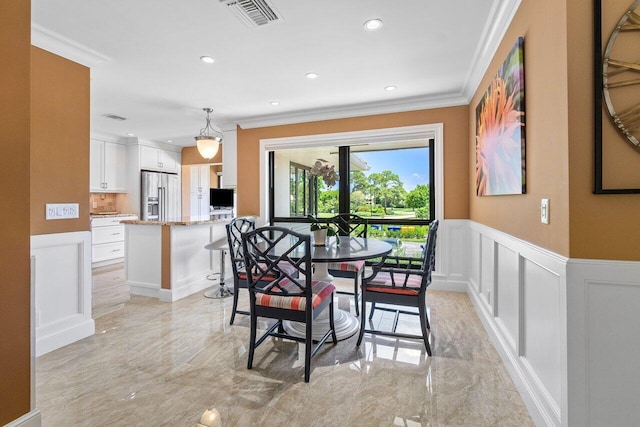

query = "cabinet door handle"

[112,249,121,252]
[112,232,121,236]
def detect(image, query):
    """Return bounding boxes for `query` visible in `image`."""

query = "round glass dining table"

[272,236,392,341]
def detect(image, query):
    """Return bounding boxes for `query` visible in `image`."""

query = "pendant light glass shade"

[195,108,223,160]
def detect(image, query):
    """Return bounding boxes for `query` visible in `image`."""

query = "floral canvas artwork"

[475,37,526,196]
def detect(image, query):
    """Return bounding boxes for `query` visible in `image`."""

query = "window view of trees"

[273,142,433,258]
[314,169,430,220]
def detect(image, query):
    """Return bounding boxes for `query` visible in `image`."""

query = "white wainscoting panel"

[495,244,519,352]
[431,219,468,291]
[467,221,566,427]
[567,259,640,427]
[480,234,495,310]
[161,223,225,302]
[125,224,162,298]
[468,227,481,294]
[31,231,94,357]
[521,257,563,422]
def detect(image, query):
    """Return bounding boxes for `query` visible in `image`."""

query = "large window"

[270,139,434,256]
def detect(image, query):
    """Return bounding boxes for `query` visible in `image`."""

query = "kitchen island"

[122,216,230,302]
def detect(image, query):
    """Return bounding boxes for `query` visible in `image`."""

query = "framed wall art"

[594,0,640,193]
[475,37,526,196]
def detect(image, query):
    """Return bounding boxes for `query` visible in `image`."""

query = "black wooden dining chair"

[356,219,439,355]
[326,213,368,315]
[241,226,337,382]
[225,217,298,325]
[225,217,257,324]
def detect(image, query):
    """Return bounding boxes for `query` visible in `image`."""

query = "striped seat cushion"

[256,280,335,311]
[237,262,298,281]
[366,272,424,296]
[327,259,365,273]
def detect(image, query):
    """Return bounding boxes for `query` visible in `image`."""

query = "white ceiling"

[31,0,520,147]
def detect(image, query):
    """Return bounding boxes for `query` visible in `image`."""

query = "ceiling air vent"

[102,113,127,121]
[220,0,282,27]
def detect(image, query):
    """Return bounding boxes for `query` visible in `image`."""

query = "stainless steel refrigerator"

[141,171,180,221]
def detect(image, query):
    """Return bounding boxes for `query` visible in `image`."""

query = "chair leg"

[353,273,360,316]
[369,302,376,320]
[329,297,337,344]
[247,312,258,369]
[304,316,312,382]
[230,282,239,325]
[356,292,366,347]
[418,299,432,356]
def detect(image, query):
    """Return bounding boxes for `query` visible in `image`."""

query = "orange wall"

[30,47,90,235]
[0,1,31,424]
[181,145,222,165]
[468,0,640,261]
[469,0,571,256]
[236,107,470,219]
[567,0,640,261]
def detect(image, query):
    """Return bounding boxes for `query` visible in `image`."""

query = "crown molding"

[233,92,467,130]
[461,0,522,101]
[31,23,111,67]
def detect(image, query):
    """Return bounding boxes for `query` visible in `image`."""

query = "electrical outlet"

[541,198,549,224]
[92,201,98,208]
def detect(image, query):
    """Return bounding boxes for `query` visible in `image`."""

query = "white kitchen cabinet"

[140,145,179,173]
[90,139,127,192]
[91,215,138,266]
[221,129,237,188]
[189,165,210,218]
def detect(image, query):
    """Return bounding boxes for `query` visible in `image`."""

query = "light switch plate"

[46,203,79,220]
[540,198,549,224]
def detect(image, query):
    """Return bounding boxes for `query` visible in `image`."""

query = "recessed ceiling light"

[127,133,135,136]
[270,101,280,106]
[385,85,397,91]
[200,56,215,64]
[306,72,319,79]
[364,19,383,31]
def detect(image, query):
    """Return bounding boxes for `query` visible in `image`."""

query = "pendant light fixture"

[195,108,223,160]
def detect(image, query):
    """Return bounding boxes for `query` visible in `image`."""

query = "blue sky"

[356,147,430,191]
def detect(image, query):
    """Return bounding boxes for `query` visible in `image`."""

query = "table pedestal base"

[283,306,359,341]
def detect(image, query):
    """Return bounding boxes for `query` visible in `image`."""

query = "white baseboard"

[4,410,41,427]
[128,281,160,299]
[35,318,95,357]
[159,277,214,302]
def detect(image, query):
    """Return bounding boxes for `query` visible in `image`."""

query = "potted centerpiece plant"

[308,215,339,246]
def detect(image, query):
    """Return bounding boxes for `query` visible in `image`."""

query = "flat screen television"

[210,188,234,209]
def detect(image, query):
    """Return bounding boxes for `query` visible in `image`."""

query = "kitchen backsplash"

[90,193,128,214]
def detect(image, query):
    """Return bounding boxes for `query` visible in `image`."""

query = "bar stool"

[203,237,232,299]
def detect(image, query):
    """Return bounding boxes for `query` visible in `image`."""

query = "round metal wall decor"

[602,0,640,147]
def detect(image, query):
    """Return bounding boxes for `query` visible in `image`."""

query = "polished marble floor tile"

[36,268,534,426]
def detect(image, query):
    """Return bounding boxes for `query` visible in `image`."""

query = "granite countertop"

[90,212,139,218]
[120,216,230,226]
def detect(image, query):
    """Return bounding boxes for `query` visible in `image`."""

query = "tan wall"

[30,47,90,235]
[0,2,31,424]
[181,145,222,165]
[236,107,470,219]
[469,0,571,256]
[567,0,640,261]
